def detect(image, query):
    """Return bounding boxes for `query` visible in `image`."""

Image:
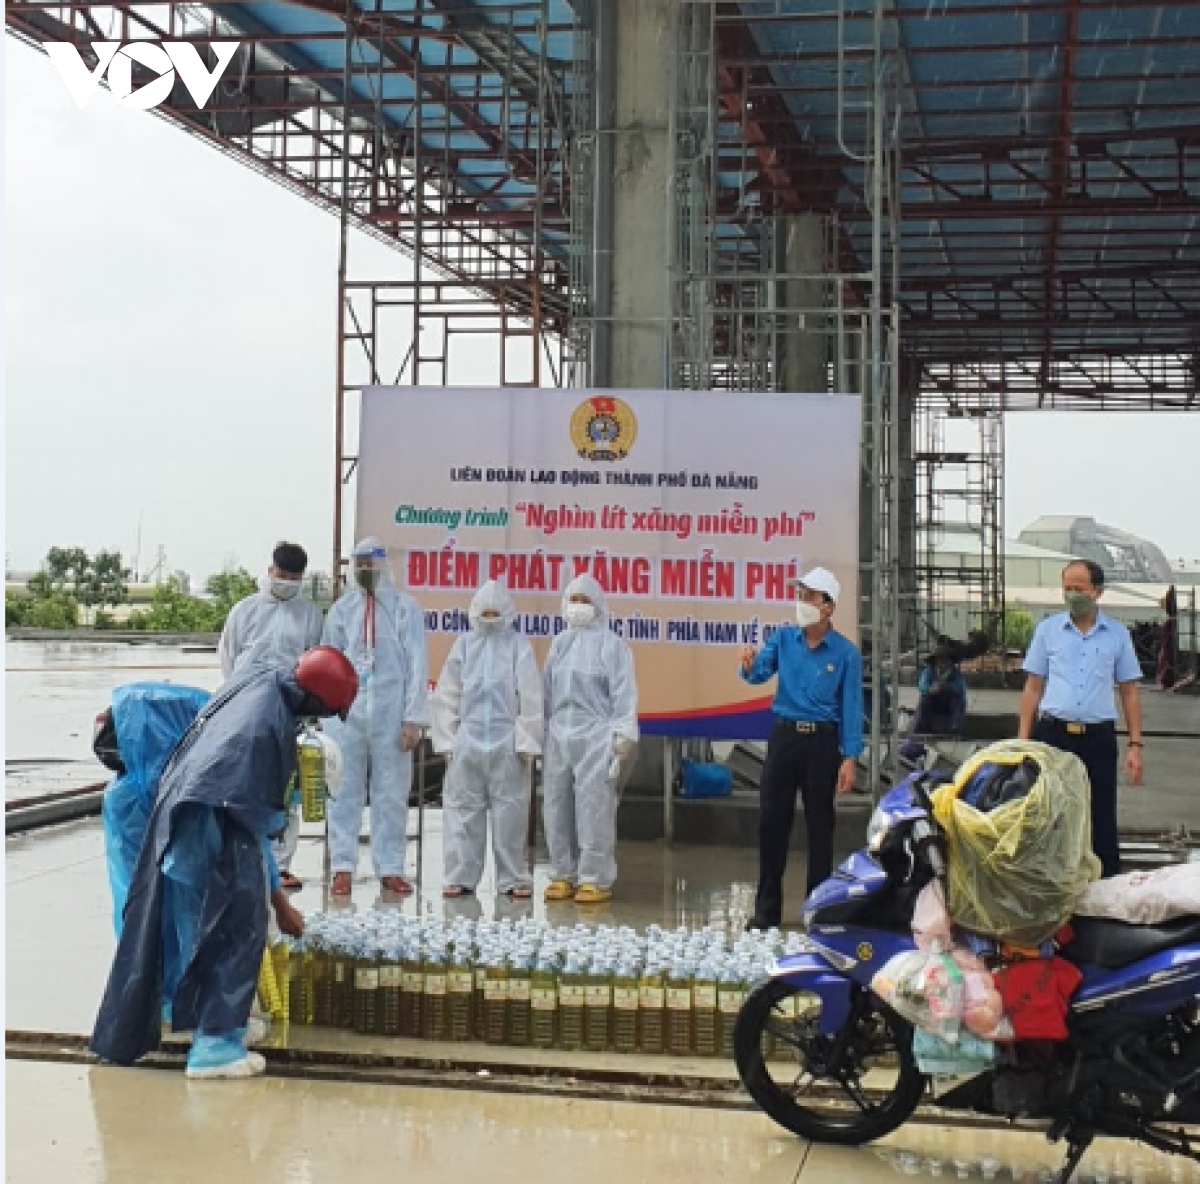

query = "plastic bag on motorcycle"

[932,740,1101,948]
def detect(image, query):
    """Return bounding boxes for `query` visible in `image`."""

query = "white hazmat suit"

[430,581,543,895]
[322,540,429,882]
[542,575,639,891]
[217,577,324,873]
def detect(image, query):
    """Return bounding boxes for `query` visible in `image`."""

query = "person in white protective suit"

[217,541,324,890]
[542,574,639,905]
[430,581,543,900]
[321,539,429,897]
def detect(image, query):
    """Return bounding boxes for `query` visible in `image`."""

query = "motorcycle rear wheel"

[734,978,926,1145]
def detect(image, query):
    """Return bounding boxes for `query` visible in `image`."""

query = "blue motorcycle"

[734,772,1200,1183]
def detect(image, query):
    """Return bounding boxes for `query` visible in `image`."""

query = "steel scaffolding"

[665,0,904,789]
[329,0,579,581]
[913,404,1006,650]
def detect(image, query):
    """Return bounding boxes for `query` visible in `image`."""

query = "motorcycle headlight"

[866,805,890,853]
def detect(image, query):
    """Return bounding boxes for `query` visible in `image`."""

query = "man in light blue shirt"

[1018,559,1145,877]
[738,567,864,928]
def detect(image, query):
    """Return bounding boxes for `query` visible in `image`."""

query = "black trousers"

[1032,718,1120,878]
[754,720,843,927]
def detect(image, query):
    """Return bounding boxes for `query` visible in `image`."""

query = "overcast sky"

[5,39,1199,583]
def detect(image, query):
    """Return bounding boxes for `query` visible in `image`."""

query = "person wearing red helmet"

[92,646,357,1079]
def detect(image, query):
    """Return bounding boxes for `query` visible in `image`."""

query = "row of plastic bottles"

[265,914,802,1059]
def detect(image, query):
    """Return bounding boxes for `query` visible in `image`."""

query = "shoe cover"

[185,1050,266,1080]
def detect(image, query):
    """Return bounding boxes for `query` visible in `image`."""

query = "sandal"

[442,884,474,899]
[574,884,613,905]
[543,879,576,902]
[330,872,352,897]
[381,875,414,896]
[503,885,533,900]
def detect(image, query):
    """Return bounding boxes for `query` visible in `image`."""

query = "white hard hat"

[793,566,841,604]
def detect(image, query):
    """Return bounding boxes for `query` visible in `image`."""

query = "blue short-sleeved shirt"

[1023,610,1142,724]
[740,626,864,758]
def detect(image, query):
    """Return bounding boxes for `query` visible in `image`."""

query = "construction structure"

[9,0,1200,786]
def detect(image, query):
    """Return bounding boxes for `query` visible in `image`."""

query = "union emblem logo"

[570,395,638,462]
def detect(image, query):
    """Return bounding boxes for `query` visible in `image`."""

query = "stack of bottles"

[263,916,806,1059]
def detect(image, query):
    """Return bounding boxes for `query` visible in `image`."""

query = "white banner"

[356,387,861,738]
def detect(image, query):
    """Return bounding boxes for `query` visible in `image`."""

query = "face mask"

[477,613,502,632]
[1064,590,1097,617]
[355,568,379,594]
[795,601,822,629]
[270,578,301,602]
[565,603,597,628]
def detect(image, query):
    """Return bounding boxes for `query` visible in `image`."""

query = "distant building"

[1017,516,1173,583]
[1171,560,1200,588]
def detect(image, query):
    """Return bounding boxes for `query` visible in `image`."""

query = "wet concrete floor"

[4,640,221,802]
[6,643,1200,1182]
[5,813,769,1041]
[8,1060,1198,1184]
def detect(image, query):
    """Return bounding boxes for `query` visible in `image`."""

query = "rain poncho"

[932,740,1101,947]
[91,666,305,1067]
[322,542,429,878]
[101,682,211,935]
[542,575,639,889]
[218,579,324,874]
[430,581,543,893]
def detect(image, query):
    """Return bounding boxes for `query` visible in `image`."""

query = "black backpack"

[93,707,126,775]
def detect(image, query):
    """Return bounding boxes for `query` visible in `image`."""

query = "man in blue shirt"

[739,567,864,929]
[1018,559,1145,877]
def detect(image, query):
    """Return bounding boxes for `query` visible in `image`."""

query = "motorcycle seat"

[1065,914,1200,968]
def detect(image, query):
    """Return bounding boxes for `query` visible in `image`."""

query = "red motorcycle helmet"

[294,646,358,720]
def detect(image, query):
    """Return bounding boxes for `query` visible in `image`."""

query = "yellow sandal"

[574,884,613,905]
[543,879,576,902]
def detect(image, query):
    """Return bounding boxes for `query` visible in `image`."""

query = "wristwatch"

[1128,740,1144,748]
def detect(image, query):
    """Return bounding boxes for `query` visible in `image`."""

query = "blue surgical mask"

[270,578,301,602]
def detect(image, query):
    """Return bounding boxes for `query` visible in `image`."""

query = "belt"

[776,718,838,736]
[1038,714,1114,736]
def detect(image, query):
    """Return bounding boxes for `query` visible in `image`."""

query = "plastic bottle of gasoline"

[421,944,449,1041]
[557,952,586,1051]
[447,942,475,1042]
[584,957,613,1053]
[312,937,333,1027]
[378,943,402,1037]
[353,943,380,1034]
[473,943,490,1041]
[330,938,354,1029]
[530,955,559,1049]
[717,959,747,1059]
[666,961,695,1056]
[692,960,719,1057]
[483,952,509,1045]
[289,938,315,1026]
[401,942,424,1038]
[507,953,533,1047]
[638,962,667,1054]
[612,960,640,1053]
[297,723,327,823]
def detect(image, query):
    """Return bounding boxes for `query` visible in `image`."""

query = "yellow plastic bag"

[932,740,1101,947]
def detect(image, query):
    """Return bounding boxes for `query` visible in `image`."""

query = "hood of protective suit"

[348,537,398,598]
[561,574,608,626]
[469,580,518,632]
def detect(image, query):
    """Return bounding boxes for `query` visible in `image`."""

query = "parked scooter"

[734,772,1200,1183]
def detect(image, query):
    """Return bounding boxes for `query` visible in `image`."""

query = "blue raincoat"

[90,666,305,1066]
[101,682,212,936]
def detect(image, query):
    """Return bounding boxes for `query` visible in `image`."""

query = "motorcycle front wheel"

[734,977,926,1145]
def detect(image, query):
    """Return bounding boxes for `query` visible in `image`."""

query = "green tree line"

[6,547,258,633]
